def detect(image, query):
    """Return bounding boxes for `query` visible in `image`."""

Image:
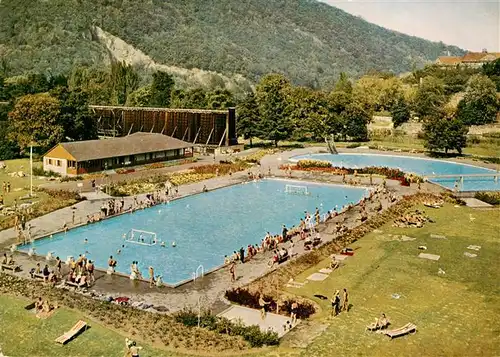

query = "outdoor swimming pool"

[22,179,369,285]
[291,153,499,192]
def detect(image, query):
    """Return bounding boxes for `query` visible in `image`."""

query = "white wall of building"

[43,157,67,175]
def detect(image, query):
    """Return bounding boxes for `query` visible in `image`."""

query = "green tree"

[456,74,499,125]
[126,86,153,107]
[391,96,411,127]
[255,74,292,146]
[236,92,261,147]
[206,89,234,109]
[0,121,19,160]
[286,87,329,140]
[414,76,446,119]
[8,93,64,151]
[423,112,468,154]
[150,71,175,107]
[482,58,500,91]
[333,72,353,94]
[50,87,98,141]
[341,103,370,141]
[109,61,139,105]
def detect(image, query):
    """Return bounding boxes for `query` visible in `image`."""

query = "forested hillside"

[0,0,463,87]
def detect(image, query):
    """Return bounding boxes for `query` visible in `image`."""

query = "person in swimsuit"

[259,294,271,320]
[229,262,236,282]
[290,302,299,324]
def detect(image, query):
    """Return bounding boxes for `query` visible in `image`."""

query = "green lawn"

[1,205,499,357]
[0,295,183,357]
[283,204,500,357]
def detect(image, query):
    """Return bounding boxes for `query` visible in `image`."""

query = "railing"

[192,264,204,282]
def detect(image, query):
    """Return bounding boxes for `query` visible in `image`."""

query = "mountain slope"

[0,0,464,87]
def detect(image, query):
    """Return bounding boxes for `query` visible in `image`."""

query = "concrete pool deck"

[0,146,444,314]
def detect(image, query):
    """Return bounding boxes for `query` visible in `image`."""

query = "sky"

[320,0,500,52]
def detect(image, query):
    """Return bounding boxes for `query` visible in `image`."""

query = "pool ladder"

[192,264,204,282]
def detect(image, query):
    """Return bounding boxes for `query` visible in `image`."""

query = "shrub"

[296,159,332,169]
[475,191,500,205]
[174,309,279,347]
[224,288,316,319]
[32,166,61,177]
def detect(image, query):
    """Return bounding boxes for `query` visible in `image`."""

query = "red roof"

[437,56,462,65]
[462,52,500,63]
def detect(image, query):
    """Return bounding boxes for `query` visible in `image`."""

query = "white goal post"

[126,229,158,246]
[285,184,310,195]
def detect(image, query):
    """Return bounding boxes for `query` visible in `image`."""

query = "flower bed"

[283,163,420,186]
[296,159,332,169]
[116,168,136,174]
[475,191,500,205]
[105,162,251,196]
[224,288,315,320]
[174,308,279,347]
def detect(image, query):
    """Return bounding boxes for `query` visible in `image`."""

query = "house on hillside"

[436,50,500,68]
[43,133,194,176]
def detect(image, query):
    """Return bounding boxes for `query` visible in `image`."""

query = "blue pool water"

[291,153,499,192]
[22,179,368,284]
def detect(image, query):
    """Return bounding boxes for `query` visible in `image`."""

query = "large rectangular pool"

[22,179,368,285]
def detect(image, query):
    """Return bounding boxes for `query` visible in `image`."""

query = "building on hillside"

[90,106,239,150]
[436,50,500,68]
[43,133,194,176]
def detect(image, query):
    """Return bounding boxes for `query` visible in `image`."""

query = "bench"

[1,264,21,272]
[383,322,417,339]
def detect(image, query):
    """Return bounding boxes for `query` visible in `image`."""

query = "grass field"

[0,159,80,230]
[283,204,500,357]
[1,204,499,357]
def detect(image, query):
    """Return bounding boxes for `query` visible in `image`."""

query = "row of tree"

[1,60,499,158]
[238,70,499,153]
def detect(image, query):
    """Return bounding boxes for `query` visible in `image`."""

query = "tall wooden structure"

[90,106,237,147]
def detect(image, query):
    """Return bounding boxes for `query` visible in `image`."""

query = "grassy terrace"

[1,204,498,357]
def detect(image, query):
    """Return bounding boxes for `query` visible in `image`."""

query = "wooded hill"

[0,0,463,87]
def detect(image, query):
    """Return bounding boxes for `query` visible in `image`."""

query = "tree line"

[0,62,235,159]
[239,62,499,153]
[0,60,499,159]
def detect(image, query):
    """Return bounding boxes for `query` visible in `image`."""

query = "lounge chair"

[65,280,88,289]
[1,264,21,272]
[383,323,416,339]
[55,320,88,344]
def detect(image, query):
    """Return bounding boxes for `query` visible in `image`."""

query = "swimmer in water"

[122,233,126,239]
[160,241,166,247]
[172,241,176,247]
[84,238,88,244]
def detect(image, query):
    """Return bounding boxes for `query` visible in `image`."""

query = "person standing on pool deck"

[239,247,245,264]
[282,224,288,241]
[149,266,155,288]
[229,262,236,282]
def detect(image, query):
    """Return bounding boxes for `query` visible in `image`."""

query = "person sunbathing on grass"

[376,313,389,329]
[330,257,340,270]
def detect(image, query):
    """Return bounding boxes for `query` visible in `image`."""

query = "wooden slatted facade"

[91,106,238,147]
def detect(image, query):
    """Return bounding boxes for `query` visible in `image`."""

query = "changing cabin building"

[43,133,194,176]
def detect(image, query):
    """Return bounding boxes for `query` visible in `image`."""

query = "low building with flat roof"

[43,132,193,176]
